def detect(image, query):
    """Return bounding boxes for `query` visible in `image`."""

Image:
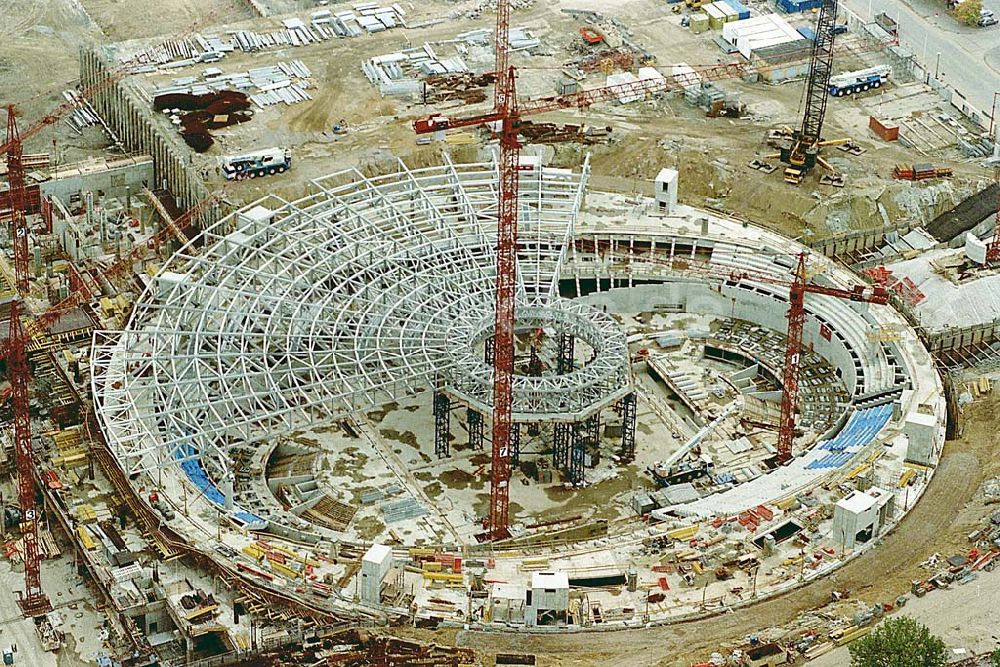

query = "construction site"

[3,0,1000,665]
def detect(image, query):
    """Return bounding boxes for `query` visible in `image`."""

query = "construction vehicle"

[685,0,707,8]
[828,65,891,96]
[647,456,714,487]
[220,147,292,180]
[777,0,840,183]
[578,26,605,45]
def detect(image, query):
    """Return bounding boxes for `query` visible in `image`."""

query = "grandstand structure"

[90,157,945,626]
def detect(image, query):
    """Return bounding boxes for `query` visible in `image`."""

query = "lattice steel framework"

[552,422,571,470]
[620,392,637,462]
[90,158,632,481]
[434,390,450,459]
[468,409,484,449]
[557,332,575,374]
[510,423,520,468]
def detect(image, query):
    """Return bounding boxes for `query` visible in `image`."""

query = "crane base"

[18,594,52,618]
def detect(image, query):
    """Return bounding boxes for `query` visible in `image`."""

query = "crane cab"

[413,115,450,134]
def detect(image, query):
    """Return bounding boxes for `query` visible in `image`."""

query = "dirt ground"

[79,0,249,42]
[386,391,1000,666]
[120,0,987,237]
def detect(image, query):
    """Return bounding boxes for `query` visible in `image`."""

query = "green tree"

[990,646,1000,667]
[848,617,946,667]
[955,0,984,26]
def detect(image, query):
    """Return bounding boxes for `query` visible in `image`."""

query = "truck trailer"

[828,65,891,97]
[220,147,292,180]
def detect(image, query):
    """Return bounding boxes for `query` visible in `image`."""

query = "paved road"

[839,0,1000,120]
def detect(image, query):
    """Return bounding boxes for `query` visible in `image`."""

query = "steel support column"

[484,335,495,366]
[510,423,520,469]
[553,422,571,470]
[433,391,450,459]
[569,423,586,486]
[468,408,483,449]
[557,331,575,374]
[620,392,637,462]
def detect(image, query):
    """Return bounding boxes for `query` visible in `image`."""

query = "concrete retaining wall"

[80,46,215,222]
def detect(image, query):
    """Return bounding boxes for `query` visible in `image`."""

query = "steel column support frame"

[433,391,450,459]
[777,254,807,465]
[552,422,571,470]
[568,423,585,486]
[557,331,575,374]
[620,392,637,462]
[467,408,483,449]
[484,335,495,366]
[528,345,543,378]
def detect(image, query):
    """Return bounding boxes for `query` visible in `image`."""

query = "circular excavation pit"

[91,158,945,629]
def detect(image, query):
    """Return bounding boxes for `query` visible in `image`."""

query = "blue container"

[797,26,816,40]
[724,0,751,19]
[777,0,820,12]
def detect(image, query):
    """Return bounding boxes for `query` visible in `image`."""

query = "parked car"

[981,16,999,26]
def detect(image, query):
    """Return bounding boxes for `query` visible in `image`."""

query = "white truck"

[220,147,292,180]
[828,65,891,97]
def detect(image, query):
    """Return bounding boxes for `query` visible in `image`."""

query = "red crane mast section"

[486,0,516,541]
[4,107,52,616]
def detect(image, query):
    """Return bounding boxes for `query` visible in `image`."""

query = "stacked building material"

[892,163,953,181]
[120,3,409,70]
[363,44,469,97]
[154,61,314,110]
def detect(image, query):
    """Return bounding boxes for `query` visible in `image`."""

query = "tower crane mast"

[3,107,52,617]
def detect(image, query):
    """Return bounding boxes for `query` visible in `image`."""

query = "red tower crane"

[774,253,888,463]
[412,15,898,538]
[414,43,744,545]
[581,246,889,464]
[4,107,52,617]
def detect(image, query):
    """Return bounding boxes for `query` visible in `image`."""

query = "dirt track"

[392,395,1000,666]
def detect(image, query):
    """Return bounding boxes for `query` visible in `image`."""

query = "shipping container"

[714,1,739,22]
[689,12,710,33]
[704,3,726,28]
[722,0,751,20]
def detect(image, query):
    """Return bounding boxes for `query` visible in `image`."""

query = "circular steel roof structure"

[91,156,631,476]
